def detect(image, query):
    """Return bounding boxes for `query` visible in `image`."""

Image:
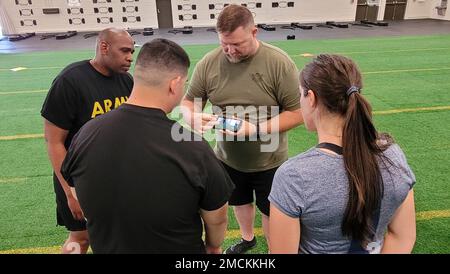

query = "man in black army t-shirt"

[61,39,235,254]
[41,28,134,253]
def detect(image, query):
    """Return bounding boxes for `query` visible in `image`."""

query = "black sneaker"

[224,237,257,254]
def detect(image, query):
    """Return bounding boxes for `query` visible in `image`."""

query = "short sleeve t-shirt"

[61,104,235,254]
[41,60,133,149]
[269,144,416,254]
[186,42,300,172]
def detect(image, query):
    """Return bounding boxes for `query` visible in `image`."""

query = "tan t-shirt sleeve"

[276,62,301,111]
[185,58,208,102]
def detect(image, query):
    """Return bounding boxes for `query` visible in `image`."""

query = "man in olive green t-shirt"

[181,4,303,254]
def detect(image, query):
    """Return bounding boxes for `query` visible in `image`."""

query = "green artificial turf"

[1,34,449,253]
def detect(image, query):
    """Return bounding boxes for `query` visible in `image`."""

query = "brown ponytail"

[342,92,383,244]
[300,54,389,244]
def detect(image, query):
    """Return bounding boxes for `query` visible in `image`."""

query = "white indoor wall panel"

[171,1,258,28]
[251,0,356,24]
[3,0,158,34]
[171,0,262,28]
[430,0,450,20]
[171,0,359,28]
[254,0,299,24]
[404,0,432,19]
[171,0,210,28]
[377,0,386,20]
[5,0,448,34]
[294,0,357,23]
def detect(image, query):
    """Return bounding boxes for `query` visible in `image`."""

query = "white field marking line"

[0,89,47,95]
[1,64,450,97]
[291,47,450,58]
[0,66,63,72]
[0,108,38,114]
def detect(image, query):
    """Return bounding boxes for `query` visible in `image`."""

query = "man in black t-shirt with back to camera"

[60,39,235,254]
[41,28,135,253]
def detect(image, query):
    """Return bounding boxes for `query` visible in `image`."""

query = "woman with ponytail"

[268,54,416,254]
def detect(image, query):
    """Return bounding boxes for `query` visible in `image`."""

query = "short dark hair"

[216,4,254,33]
[135,38,190,75]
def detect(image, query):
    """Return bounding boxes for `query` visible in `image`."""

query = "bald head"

[97,28,132,48]
[94,28,135,74]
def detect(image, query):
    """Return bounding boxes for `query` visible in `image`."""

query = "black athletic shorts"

[222,162,279,216]
[53,174,87,231]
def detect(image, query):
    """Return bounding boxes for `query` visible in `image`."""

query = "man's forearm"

[180,99,195,127]
[47,143,72,196]
[180,98,206,127]
[260,109,303,135]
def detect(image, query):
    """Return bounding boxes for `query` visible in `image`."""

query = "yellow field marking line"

[1,209,449,254]
[226,227,264,239]
[0,89,47,95]
[0,134,44,141]
[1,105,450,141]
[33,66,62,70]
[416,210,450,221]
[364,67,450,75]
[0,246,61,254]
[373,106,450,115]
[0,177,27,183]
[0,175,53,185]
[0,228,264,254]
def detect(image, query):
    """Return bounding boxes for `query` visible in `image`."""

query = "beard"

[225,53,250,64]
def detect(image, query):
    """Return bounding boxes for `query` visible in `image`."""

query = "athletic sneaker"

[223,237,257,254]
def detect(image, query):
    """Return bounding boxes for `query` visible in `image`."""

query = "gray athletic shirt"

[269,144,415,254]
